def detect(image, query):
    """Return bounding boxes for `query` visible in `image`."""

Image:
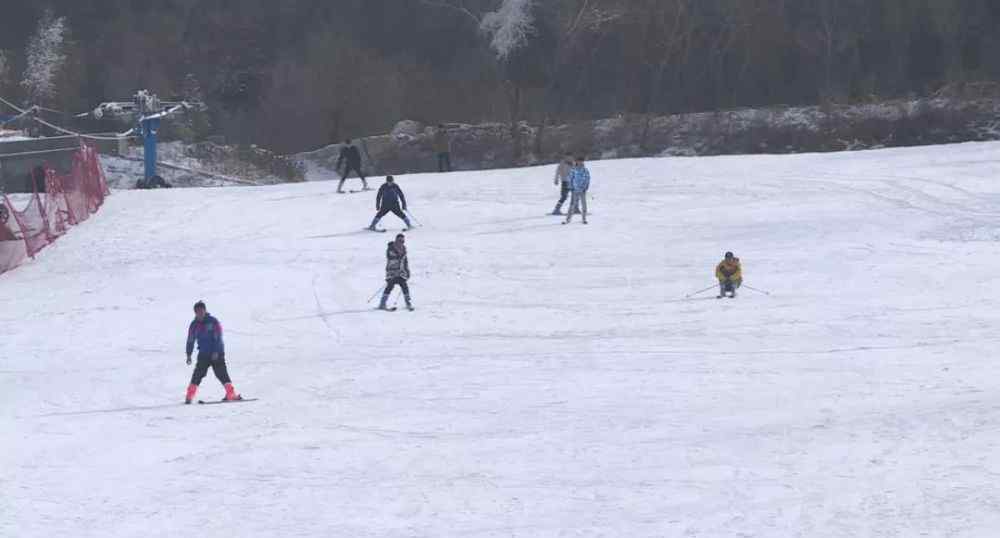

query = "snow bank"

[297,97,1000,180]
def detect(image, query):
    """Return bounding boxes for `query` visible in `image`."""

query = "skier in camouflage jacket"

[378,234,413,311]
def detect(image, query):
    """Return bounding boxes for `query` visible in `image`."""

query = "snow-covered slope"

[4,143,1000,537]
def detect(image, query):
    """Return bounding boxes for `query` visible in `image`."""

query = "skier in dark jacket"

[184,301,241,403]
[367,176,412,231]
[378,233,413,311]
[336,139,369,193]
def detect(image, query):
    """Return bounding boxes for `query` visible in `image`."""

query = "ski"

[377,307,398,312]
[198,397,258,405]
[364,227,387,233]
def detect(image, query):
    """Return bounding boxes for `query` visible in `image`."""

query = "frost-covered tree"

[480,0,536,61]
[0,51,11,93]
[0,52,9,82]
[21,10,68,105]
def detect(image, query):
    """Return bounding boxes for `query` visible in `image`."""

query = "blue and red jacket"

[186,314,225,356]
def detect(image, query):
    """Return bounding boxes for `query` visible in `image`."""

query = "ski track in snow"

[4,142,1000,537]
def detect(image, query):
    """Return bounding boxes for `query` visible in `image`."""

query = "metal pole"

[367,284,386,303]
[142,117,160,181]
[684,284,718,299]
[405,209,422,227]
[743,285,772,296]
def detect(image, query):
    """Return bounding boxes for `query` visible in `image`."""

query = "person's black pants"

[339,164,367,189]
[437,152,452,172]
[190,352,232,386]
[719,280,741,296]
[371,205,411,228]
[384,277,410,299]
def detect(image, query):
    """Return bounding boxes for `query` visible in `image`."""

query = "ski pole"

[684,284,718,299]
[743,285,772,296]
[367,284,386,304]
[405,209,422,228]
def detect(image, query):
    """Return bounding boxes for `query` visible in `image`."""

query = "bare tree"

[421,0,544,158]
[796,0,864,101]
[534,0,624,156]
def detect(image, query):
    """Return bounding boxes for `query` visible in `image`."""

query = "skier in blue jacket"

[184,301,241,403]
[563,156,590,225]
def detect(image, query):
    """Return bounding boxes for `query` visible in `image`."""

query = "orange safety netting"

[1,142,109,276]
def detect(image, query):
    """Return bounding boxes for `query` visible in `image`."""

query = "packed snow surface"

[4,143,1000,537]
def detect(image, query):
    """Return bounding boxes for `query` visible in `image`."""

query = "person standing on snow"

[716,252,743,298]
[336,139,369,193]
[551,153,574,215]
[563,156,590,225]
[368,176,412,231]
[378,233,414,311]
[433,124,452,172]
[184,301,241,403]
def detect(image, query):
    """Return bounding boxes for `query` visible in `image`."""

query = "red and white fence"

[0,142,109,276]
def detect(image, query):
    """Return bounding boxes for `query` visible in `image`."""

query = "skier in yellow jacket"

[716,251,742,298]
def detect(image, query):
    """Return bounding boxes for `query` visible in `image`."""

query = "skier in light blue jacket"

[564,156,590,225]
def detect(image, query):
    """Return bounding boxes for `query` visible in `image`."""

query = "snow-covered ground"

[4,142,1000,537]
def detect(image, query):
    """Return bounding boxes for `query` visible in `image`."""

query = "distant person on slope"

[563,156,590,225]
[368,176,412,231]
[378,233,414,311]
[716,252,742,299]
[551,153,573,215]
[184,301,242,404]
[336,139,369,193]
[433,124,452,172]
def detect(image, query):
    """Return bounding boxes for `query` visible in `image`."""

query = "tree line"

[0,0,998,154]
